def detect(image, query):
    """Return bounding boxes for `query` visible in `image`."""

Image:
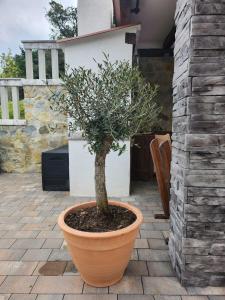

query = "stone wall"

[0,85,67,173]
[139,56,174,131]
[169,0,225,287]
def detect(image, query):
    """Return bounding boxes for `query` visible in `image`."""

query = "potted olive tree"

[54,55,160,287]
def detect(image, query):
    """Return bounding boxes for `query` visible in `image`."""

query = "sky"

[0,0,77,54]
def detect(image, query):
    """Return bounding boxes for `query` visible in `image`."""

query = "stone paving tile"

[21,249,52,261]
[118,296,154,300]
[147,262,175,277]
[42,239,63,249]
[0,231,7,238]
[109,276,143,294]
[33,261,67,276]
[21,224,54,231]
[143,277,187,295]
[0,276,37,294]
[140,230,163,239]
[47,249,71,261]
[31,276,83,294]
[83,283,108,294]
[154,297,181,300]
[0,250,26,261]
[36,231,63,239]
[138,249,170,261]
[0,240,16,249]
[0,294,10,300]
[125,261,148,276]
[19,217,45,224]
[64,296,117,300]
[131,249,138,260]
[182,297,209,300]
[148,239,168,250]
[9,294,37,300]
[0,261,37,275]
[36,295,63,300]
[134,239,149,249]
[11,239,45,249]
[3,231,39,239]
[208,297,225,300]
[187,287,225,295]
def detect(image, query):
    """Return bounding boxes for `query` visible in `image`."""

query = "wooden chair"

[150,139,171,219]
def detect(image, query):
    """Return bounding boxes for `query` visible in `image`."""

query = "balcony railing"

[0,78,26,125]
[22,40,63,84]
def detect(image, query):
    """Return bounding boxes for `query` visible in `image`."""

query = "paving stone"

[147,262,175,277]
[64,296,117,300]
[148,239,168,250]
[182,297,209,300]
[138,249,170,261]
[131,249,138,260]
[21,249,52,261]
[0,261,37,275]
[187,287,225,295]
[36,231,63,239]
[134,239,149,249]
[140,230,163,239]
[125,261,148,276]
[0,294,10,300]
[36,295,63,300]
[3,231,38,239]
[143,277,187,295]
[9,294,37,300]
[22,224,54,231]
[31,276,83,294]
[209,297,225,300]
[0,250,26,261]
[118,296,154,300]
[0,239,15,249]
[0,276,37,293]
[11,239,45,249]
[83,283,108,294]
[42,239,63,249]
[33,261,67,275]
[109,276,143,294]
[154,297,181,300]
[48,249,71,261]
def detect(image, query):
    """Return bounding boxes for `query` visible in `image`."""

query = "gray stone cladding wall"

[169,0,225,287]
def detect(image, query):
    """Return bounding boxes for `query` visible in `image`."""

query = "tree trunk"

[95,138,113,214]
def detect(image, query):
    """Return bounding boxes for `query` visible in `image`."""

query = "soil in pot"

[65,205,136,232]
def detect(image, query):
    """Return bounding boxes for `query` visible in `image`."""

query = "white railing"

[0,79,26,125]
[22,40,63,83]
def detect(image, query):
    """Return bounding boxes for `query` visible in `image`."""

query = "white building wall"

[62,26,139,197]
[77,0,113,36]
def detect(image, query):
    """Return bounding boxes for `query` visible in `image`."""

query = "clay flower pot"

[58,200,143,287]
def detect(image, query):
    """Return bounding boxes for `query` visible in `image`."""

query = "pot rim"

[58,200,143,239]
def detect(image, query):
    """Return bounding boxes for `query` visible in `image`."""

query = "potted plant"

[53,55,159,287]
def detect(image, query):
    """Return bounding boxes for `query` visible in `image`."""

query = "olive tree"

[52,55,160,214]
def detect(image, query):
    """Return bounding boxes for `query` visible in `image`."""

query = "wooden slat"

[0,86,9,119]
[12,86,20,119]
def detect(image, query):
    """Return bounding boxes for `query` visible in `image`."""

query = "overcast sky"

[0,0,77,54]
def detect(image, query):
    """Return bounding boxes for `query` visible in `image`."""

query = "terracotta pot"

[58,200,143,287]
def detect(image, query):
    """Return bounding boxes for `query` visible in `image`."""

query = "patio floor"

[0,174,224,300]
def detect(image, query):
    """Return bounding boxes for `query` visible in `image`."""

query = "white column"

[12,86,20,119]
[25,49,33,79]
[0,87,9,119]
[51,49,59,79]
[38,49,46,79]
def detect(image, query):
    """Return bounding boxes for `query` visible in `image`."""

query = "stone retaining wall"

[0,85,67,173]
[169,0,225,287]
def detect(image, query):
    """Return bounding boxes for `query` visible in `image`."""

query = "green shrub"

[0,100,25,119]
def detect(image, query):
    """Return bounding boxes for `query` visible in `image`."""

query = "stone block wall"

[169,0,225,286]
[0,85,67,173]
[139,56,174,131]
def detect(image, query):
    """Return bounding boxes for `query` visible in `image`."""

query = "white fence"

[22,40,63,83]
[0,79,26,126]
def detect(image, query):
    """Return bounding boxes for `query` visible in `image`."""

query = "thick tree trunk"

[95,138,113,214]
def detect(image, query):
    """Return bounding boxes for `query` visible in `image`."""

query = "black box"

[42,145,69,191]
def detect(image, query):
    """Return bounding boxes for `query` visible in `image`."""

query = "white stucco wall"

[77,0,113,36]
[62,26,139,197]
